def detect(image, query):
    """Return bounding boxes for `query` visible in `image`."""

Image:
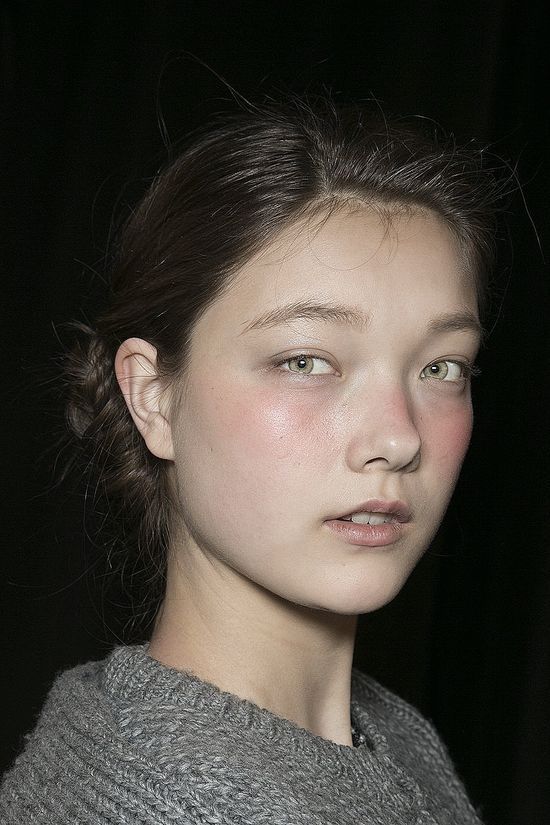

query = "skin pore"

[115,205,481,748]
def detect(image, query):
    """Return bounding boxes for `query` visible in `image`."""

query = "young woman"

[1,95,506,824]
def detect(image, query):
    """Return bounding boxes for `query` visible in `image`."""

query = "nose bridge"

[349,376,422,471]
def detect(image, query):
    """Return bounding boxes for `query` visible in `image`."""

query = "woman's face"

[167,207,481,614]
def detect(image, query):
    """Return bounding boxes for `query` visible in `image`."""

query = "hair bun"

[63,321,115,439]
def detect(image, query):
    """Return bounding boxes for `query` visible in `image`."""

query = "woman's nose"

[346,383,422,474]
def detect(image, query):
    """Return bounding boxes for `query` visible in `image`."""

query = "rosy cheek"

[425,403,473,477]
[209,383,320,463]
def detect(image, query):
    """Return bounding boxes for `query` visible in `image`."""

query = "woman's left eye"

[275,354,334,376]
[421,360,479,382]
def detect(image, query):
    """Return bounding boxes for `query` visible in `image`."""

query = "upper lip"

[328,499,412,523]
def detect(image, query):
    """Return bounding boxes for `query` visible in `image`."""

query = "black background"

[2,3,549,824]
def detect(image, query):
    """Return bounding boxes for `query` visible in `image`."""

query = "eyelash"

[273,354,482,383]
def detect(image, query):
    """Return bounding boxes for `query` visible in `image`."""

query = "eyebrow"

[239,300,484,340]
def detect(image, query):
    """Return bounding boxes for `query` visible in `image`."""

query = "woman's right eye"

[273,354,335,376]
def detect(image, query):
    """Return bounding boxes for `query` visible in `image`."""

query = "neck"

[147,543,358,748]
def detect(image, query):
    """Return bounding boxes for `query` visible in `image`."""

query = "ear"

[114,337,175,461]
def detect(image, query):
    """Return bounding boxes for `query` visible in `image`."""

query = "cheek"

[423,401,473,480]
[175,379,325,536]
[178,377,323,503]
[215,385,322,462]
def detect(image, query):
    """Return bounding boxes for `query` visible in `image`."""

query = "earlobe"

[114,337,175,461]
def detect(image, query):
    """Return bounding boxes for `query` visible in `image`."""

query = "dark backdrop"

[2,3,549,825]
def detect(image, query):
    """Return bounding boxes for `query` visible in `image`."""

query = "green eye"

[422,360,479,382]
[274,354,335,376]
[273,354,481,382]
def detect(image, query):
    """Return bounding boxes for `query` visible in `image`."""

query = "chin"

[300,570,413,616]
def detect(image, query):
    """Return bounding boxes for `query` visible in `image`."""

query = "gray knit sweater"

[0,644,485,824]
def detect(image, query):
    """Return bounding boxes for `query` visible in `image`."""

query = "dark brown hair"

[56,94,509,635]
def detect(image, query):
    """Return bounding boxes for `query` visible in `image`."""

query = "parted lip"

[328,499,412,523]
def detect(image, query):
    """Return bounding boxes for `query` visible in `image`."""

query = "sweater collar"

[101,643,389,768]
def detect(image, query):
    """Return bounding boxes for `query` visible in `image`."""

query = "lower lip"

[324,519,407,546]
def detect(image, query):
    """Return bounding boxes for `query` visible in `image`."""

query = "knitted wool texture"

[0,645,485,824]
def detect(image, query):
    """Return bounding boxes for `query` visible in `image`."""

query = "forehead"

[200,206,478,338]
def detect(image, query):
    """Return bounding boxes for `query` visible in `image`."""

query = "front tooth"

[350,512,389,525]
[368,513,388,525]
[350,513,371,524]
